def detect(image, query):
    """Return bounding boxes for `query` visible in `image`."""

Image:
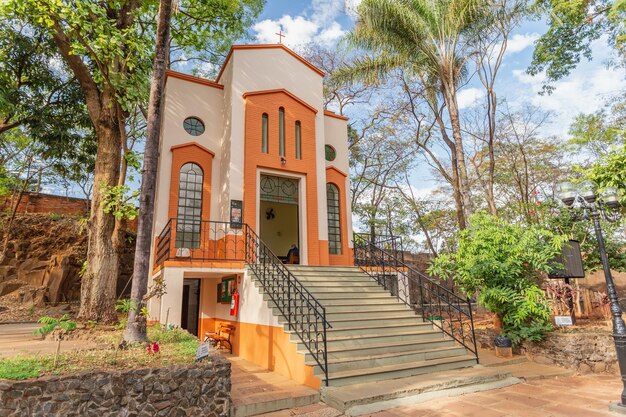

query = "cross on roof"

[275,27,286,44]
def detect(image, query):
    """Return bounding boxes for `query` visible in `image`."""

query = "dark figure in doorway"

[286,244,299,264]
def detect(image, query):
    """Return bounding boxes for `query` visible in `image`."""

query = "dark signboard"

[549,240,585,279]
[230,200,242,229]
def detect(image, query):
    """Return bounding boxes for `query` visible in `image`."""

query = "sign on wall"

[230,200,242,229]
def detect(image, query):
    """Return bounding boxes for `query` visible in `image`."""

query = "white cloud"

[252,0,358,48]
[319,22,345,44]
[505,33,540,55]
[457,87,485,109]
[253,16,319,47]
[511,64,626,136]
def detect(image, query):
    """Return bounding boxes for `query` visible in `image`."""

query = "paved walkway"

[0,323,94,358]
[256,349,623,417]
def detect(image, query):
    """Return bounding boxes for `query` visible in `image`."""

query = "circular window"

[183,117,205,136]
[325,145,336,161]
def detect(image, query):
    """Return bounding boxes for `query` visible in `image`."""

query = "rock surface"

[0,355,231,417]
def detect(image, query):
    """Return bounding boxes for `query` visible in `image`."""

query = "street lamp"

[557,181,626,411]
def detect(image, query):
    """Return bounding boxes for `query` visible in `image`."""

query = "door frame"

[181,278,201,336]
[256,168,308,264]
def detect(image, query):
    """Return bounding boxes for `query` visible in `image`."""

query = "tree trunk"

[78,100,122,324]
[124,0,173,342]
[443,85,472,222]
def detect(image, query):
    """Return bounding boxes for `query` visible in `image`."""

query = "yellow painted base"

[199,318,320,389]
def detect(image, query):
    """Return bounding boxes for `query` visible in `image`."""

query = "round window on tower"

[325,145,336,162]
[183,117,205,136]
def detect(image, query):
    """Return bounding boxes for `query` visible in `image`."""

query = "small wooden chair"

[204,323,235,354]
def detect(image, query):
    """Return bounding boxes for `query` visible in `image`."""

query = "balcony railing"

[154,219,245,267]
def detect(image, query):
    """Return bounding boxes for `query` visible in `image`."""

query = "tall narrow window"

[326,183,342,255]
[261,113,269,153]
[295,121,301,160]
[279,107,285,157]
[176,163,203,248]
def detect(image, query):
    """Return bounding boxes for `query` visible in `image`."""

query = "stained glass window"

[327,183,342,255]
[183,117,205,136]
[325,145,336,161]
[279,108,285,157]
[176,163,203,248]
[262,113,269,153]
[260,175,298,204]
[295,121,301,160]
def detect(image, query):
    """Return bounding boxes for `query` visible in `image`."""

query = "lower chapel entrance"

[259,174,300,263]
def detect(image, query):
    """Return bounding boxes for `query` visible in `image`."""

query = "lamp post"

[557,181,626,410]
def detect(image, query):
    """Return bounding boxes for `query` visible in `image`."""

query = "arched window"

[295,121,301,160]
[176,163,203,248]
[279,107,285,157]
[326,183,342,255]
[262,113,269,153]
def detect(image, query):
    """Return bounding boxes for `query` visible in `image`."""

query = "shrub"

[429,212,567,345]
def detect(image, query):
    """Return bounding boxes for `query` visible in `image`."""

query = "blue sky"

[251,0,626,195]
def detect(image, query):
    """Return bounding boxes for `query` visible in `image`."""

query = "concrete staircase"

[250,265,478,387]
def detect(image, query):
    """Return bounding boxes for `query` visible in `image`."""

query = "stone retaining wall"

[0,355,230,417]
[522,331,617,374]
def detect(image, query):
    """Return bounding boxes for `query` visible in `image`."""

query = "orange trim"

[216,44,325,83]
[166,70,224,90]
[324,110,349,121]
[170,142,216,157]
[326,167,353,266]
[325,165,348,179]
[244,90,322,265]
[243,89,318,114]
[168,142,214,220]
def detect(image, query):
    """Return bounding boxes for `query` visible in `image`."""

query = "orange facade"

[243,89,329,266]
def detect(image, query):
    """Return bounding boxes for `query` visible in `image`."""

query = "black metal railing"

[154,219,245,267]
[353,234,478,360]
[243,225,331,385]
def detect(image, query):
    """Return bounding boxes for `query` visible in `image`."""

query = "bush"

[429,212,567,345]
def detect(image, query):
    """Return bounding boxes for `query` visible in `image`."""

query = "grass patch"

[0,325,204,381]
[0,356,51,380]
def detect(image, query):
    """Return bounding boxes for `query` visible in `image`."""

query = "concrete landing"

[478,347,575,381]
[321,365,519,416]
[229,356,320,417]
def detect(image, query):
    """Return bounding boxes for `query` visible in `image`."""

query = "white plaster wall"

[239,269,280,327]
[154,77,224,234]
[219,60,235,222]
[159,268,184,326]
[324,115,354,247]
[225,48,328,241]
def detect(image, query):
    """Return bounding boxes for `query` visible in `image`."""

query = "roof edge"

[166,70,224,90]
[324,110,349,121]
[243,89,318,114]
[216,44,325,83]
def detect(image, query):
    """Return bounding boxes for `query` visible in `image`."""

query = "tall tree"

[529,0,625,92]
[124,0,173,343]
[337,0,491,228]
[6,0,263,322]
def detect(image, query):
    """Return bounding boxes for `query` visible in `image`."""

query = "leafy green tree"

[429,212,568,345]
[4,0,263,323]
[529,0,625,91]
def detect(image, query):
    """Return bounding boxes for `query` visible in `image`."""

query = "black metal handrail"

[243,225,331,385]
[153,219,245,267]
[353,234,478,360]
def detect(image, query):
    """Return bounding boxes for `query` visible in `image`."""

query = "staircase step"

[324,305,410,313]
[301,338,458,362]
[321,367,516,414]
[295,329,447,349]
[295,281,380,288]
[322,322,433,338]
[316,297,406,306]
[316,315,423,328]
[325,355,478,387]
[311,346,470,375]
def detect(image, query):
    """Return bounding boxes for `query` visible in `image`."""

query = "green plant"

[48,212,62,221]
[28,304,35,315]
[429,212,567,345]
[139,307,150,318]
[34,314,77,368]
[0,356,48,380]
[115,299,137,314]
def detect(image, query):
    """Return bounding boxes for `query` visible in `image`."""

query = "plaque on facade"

[230,200,243,229]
